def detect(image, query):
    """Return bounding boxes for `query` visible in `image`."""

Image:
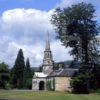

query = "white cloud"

[0,0,100,67]
[51,40,72,62]
[1,8,54,40]
[0,8,72,67]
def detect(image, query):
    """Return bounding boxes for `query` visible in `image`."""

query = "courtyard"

[0,90,100,100]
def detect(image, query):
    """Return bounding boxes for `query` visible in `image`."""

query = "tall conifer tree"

[12,49,25,89]
[24,58,32,89]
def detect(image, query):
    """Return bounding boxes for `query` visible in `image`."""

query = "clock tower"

[42,32,54,75]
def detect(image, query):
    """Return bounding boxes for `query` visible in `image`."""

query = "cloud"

[0,8,72,67]
[1,8,54,42]
[0,0,100,67]
[51,40,72,62]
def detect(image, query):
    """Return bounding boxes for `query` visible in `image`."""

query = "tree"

[11,49,25,89]
[69,59,80,68]
[51,2,100,93]
[24,58,32,89]
[71,73,90,93]
[0,62,10,89]
[90,63,100,89]
[51,2,99,66]
[10,67,17,88]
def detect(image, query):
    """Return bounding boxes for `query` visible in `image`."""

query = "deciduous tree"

[51,2,100,93]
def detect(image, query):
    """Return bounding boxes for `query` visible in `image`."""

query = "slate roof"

[48,68,78,77]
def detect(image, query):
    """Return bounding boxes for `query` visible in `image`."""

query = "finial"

[46,31,49,41]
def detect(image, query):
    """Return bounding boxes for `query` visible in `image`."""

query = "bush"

[5,82,11,90]
[71,73,90,94]
[94,89,100,94]
[24,78,32,89]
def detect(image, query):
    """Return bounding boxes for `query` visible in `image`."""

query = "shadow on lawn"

[0,99,8,100]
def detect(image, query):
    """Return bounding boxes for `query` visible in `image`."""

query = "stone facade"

[54,77,71,91]
[32,78,46,91]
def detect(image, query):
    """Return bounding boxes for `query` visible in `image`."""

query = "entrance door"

[39,81,45,90]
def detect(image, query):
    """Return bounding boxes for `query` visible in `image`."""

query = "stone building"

[32,32,78,91]
[48,68,78,91]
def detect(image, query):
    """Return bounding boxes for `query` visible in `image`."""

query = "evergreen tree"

[10,67,17,88]
[11,49,25,89]
[24,58,32,89]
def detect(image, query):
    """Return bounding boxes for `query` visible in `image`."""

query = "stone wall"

[55,77,71,91]
[32,78,46,91]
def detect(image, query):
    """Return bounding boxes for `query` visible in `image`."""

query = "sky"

[0,0,100,67]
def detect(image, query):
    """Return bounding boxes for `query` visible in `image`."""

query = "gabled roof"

[48,68,78,77]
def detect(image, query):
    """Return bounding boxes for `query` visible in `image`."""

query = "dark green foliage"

[46,79,55,91]
[46,81,51,91]
[24,58,32,89]
[10,67,17,88]
[51,2,100,93]
[71,73,90,93]
[31,67,40,72]
[0,62,10,89]
[11,49,25,89]
[39,65,42,72]
[51,2,99,64]
[25,58,31,76]
[90,63,100,89]
[69,59,80,68]
[31,68,35,75]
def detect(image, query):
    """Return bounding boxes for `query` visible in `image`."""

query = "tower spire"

[45,31,50,51]
[42,31,54,75]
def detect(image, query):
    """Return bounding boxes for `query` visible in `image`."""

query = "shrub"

[71,73,90,94]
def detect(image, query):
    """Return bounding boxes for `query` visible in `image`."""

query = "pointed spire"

[45,31,50,51]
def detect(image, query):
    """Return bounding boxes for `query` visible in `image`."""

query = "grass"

[0,90,100,100]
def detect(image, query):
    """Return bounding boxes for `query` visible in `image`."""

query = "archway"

[39,81,45,90]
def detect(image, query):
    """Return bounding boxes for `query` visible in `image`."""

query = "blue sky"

[0,0,99,67]
[0,0,60,14]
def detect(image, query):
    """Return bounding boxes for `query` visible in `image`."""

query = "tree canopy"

[51,2,99,66]
[51,2,100,93]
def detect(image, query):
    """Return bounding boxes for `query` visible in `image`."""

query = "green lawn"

[0,90,100,100]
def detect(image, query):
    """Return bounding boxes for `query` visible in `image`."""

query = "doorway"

[39,81,45,90]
